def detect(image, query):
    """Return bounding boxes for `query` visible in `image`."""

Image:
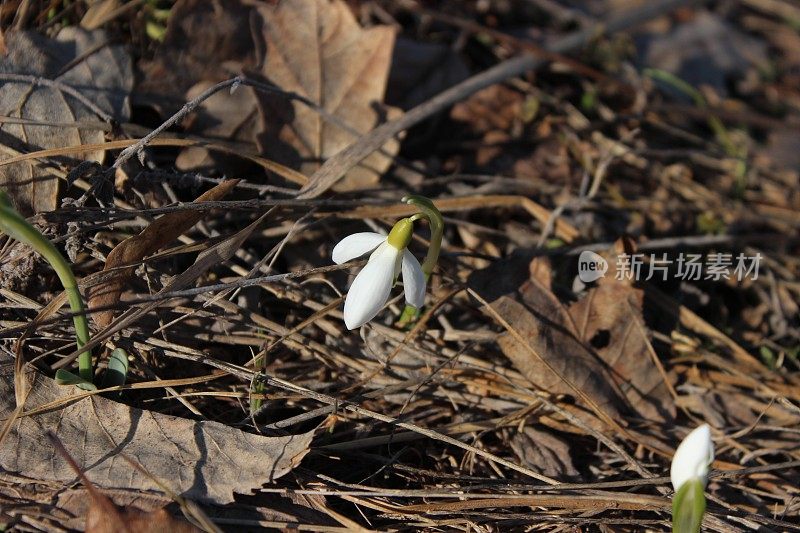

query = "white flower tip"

[670,424,714,492]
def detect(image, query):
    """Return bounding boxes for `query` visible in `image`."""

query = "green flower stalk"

[397,195,444,325]
[403,195,444,280]
[672,478,706,533]
[0,190,93,383]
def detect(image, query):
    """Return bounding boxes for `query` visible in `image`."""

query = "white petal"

[343,242,400,329]
[332,232,386,264]
[401,250,426,308]
[670,424,714,492]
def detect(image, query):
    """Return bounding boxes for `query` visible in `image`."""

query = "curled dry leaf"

[87,179,239,328]
[251,0,400,191]
[0,363,313,505]
[471,245,676,426]
[469,252,627,428]
[0,28,132,215]
[569,247,676,423]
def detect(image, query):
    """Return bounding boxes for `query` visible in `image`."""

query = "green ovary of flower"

[386,218,414,250]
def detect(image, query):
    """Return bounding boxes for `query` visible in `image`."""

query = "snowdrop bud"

[671,424,714,492]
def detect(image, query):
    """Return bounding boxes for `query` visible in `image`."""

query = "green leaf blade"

[672,478,706,533]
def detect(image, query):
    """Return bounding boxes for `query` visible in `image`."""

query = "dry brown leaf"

[450,84,524,166]
[451,84,523,136]
[175,80,261,172]
[492,296,625,424]
[469,252,627,426]
[138,0,256,108]
[568,278,676,423]
[50,435,201,533]
[0,29,132,214]
[87,179,239,327]
[509,427,580,480]
[251,0,399,191]
[471,242,678,425]
[88,507,201,533]
[0,364,313,505]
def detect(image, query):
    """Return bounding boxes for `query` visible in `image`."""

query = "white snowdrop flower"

[671,424,714,492]
[332,218,426,330]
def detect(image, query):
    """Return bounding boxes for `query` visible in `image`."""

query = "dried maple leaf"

[250,0,399,191]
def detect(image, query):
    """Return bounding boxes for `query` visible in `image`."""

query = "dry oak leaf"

[0,363,313,505]
[0,28,132,215]
[251,0,400,191]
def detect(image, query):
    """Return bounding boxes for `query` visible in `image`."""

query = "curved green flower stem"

[0,191,93,383]
[403,195,444,279]
[398,195,444,326]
